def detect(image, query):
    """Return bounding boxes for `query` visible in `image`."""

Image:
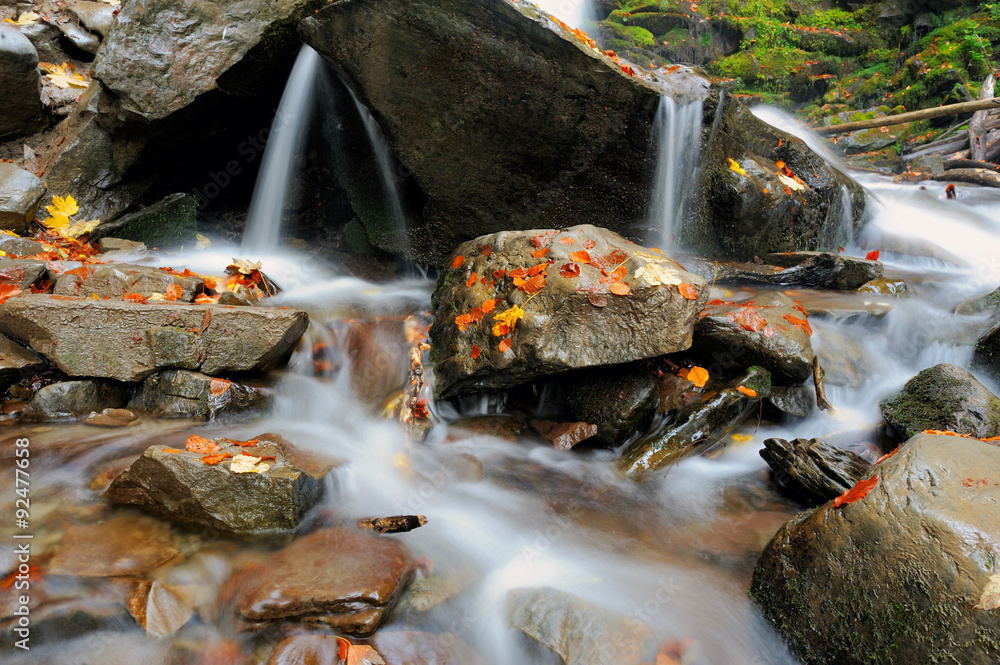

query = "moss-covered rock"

[879,363,1000,440]
[91,193,198,249]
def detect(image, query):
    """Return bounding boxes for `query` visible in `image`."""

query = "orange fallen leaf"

[874,445,901,464]
[161,448,184,454]
[201,453,231,465]
[922,429,973,438]
[165,283,183,302]
[123,293,148,304]
[466,273,478,288]
[729,307,768,332]
[521,273,546,295]
[678,283,698,300]
[569,250,592,264]
[783,313,813,336]
[681,366,709,388]
[531,248,550,258]
[737,385,757,397]
[209,378,231,397]
[199,310,212,336]
[560,263,580,278]
[559,237,576,244]
[455,313,475,331]
[186,435,221,454]
[451,255,465,269]
[336,637,386,665]
[482,299,496,313]
[865,250,880,261]
[527,263,548,277]
[221,438,259,447]
[0,284,23,304]
[493,269,507,280]
[471,345,481,359]
[499,338,512,352]
[469,307,484,323]
[194,293,219,304]
[833,475,878,508]
[480,245,492,256]
[609,282,630,296]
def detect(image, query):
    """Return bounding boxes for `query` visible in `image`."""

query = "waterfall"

[649,96,703,250]
[532,0,596,27]
[242,46,325,253]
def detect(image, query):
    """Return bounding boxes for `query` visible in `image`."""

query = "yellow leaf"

[195,233,211,250]
[687,366,709,388]
[39,62,89,89]
[59,219,100,239]
[491,304,524,337]
[976,573,1000,610]
[47,194,79,218]
[635,261,683,287]
[4,12,39,25]
[728,158,747,177]
[730,433,753,442]
[230,454,270,474]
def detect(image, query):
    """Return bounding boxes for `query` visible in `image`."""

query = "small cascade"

[242,46,325,253]
[532,0,595,27]
[649,95,703,250]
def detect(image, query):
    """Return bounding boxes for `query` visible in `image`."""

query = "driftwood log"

[760,437,870,506]
[970,75,996,161]
[930,168,1000,188]
[816,97,1000,136]
[944,159,1000,173]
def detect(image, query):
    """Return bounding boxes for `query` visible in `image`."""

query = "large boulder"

[235,527,415,636]
[106,436,330,535]
[22,379,132,420]
[686,91,866,260]
[691,291,815,384]
[751,433,1000,664]
[429,225,709,398]
[0,164,46,235]
[92,0,323,122]
[0,24,46,142]
[0,295,308,381]
[879,363,1000,440]
[299,0,709,263]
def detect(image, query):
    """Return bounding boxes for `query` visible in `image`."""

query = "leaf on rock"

[866,250,880,261]
[531,248,550,258]
[608,282,630,295]
[209,378,231,397]
[498,338,512,353]
[736,385,757,397]
[727,158,747,176]
[491,305,524,337]
[162,448,183,454]
[922,429,974,438]
[466,273,478,288]
[782,313,813,336]
[201,453,230,465]
[4,12,40,25]
[975,574,1000,610]
[39,62,89,89]
[480,245,492,256]
[678,283,698,300]
[560,263,580,278]
[185,435,220,455]
[521,273,546,295]
[685,366,709,388]
[874,445,900,464]
[559,237,576,244]
[569,250,592,264]
[123,293,148,304]
[451,255,465,269]
[221,438,259,447]
[482,299,496,313]
[471,345,481,359]
[833,475,878,508]
[230,454,270,474]
[635,261,683,287]
[0,284,23,304]
[729,307,768,332]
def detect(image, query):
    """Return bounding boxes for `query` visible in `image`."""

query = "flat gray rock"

[0,295,308,381]
[0,164,45,234]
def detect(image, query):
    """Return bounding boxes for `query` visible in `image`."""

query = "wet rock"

[879,363,1000,440]
[450,415,525,442]
[0,234,45,258]
[0,295,308,381]
[48,514,179,577]
[0,164,46,234]
[106,436,330,535]
[235,527,415,636]
[691,292,814,384]
[93,0,322,121]
[688,92,865,261]
[0,597,131,649]
[751,433,1000,664]
[856,278,908,297]
[617,366,771,476]
[760,437,870,506]
[375,630,486,665]
[97,237,148,254]
[957,286,1000,317]
[507,587,652,665]
[90,193,199,249]
[53,263,203,301]
[86,407,140,427]
[55,16,101,54]
[0,259,49,291]
[765,384,814,419]
[264,635,341,665]
[0,333,44,391]
[766,252,883,290]
[129,369,270,420]
[22,379,132,420]
[300,0,708,262]
[566,366,659,447]
[530,420,598,451]
[973,322,1000,383]
[0,24,45,142]
[117,578,197,638]
[430,226,708,398]
[67,1,115,38]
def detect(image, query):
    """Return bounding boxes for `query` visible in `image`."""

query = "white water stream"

[649,96,704,250]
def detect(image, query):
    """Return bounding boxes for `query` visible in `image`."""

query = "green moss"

[601,20,656,48]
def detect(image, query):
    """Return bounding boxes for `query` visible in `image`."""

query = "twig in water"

[813,355,835,413]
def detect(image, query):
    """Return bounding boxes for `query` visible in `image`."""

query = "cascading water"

[649,95,703,249]
[242,46,325,253]
[531,0,595,27]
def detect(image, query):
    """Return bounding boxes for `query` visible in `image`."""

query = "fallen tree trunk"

[943,159,1000,173]
[930,167,1000,188]
[914,128,1000,161]
[970,75,995,161]
[901,111,1000,158]
[816,97,1000,135]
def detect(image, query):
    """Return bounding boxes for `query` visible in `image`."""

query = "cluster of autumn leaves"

[451,231,702,355]
[161,434,274,473]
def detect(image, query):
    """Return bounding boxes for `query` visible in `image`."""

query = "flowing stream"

[9,93,1000,665]
[649,96,704,250]
[531,0,595,27]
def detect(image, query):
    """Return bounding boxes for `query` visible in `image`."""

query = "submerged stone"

[48,514,180,577]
